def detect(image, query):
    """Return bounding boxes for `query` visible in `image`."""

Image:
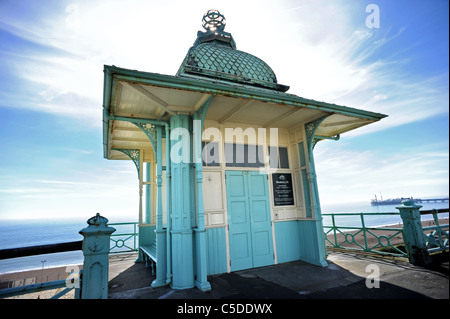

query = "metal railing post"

[331,214,338,247]
[396,200,432,266]
[79,213,116,299]
[360,213,369,252]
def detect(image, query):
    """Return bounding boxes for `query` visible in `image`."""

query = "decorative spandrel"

[305,115,330,150]
[134,122,157,153]
[113,148,140,178]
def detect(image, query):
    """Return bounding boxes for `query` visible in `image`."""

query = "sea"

[0,201,448,275]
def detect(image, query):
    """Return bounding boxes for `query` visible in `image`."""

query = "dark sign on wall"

[272,173,294,206]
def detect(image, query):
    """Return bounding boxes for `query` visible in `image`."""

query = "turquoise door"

[226,171,274,271]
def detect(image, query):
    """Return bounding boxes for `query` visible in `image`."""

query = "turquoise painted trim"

[164,123,172,285]
[193,95,215,130]
[102,67,113,158]
[301,169,312,218]
[145,163,151,224]
[156,125,163,230]
[205,227,228,275]
[298,142,306,167]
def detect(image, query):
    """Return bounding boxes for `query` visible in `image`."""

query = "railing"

[323,208,449,259]
[0,241,82,299]
[323,212,408,257]
[1,213,116,299]
[421,209,449,254]
[108,222,139,253]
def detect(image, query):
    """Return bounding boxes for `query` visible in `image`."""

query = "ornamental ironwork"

[202,9,226,32]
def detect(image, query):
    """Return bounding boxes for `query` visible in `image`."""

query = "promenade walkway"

[108,251,449,299]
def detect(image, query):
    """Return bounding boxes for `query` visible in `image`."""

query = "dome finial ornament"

[202,9,226,32]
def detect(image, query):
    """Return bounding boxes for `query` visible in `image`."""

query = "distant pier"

[415,198,449,203]
[371,197,449,206]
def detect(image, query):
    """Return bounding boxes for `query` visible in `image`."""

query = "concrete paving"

[107,251,449,299]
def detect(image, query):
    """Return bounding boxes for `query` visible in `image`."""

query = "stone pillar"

[396,200,432,266]
[170,114,195,289]
[79,213,115,299]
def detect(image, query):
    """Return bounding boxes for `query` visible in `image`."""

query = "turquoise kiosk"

[102,10,387,291]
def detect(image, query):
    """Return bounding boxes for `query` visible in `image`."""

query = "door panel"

[230,201,248,224]
[248,172,274,267]
[226,171,253,271]
[226,171,274,271]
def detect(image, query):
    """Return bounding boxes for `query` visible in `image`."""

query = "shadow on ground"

[107,252,448,299]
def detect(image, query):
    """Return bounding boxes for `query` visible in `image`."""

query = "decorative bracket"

[133,122,157,154]
[113,148,140,178]
[194,95,215,128]
[305,115,331,150]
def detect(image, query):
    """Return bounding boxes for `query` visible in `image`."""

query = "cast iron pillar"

[300,116,330,267]
[170,114,195,289]
[152,125,167,287]
[193,117,211,291]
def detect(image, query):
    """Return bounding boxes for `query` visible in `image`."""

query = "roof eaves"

[103,65,387,121]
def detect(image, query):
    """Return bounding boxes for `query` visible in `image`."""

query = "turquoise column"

[79,213,115,299]
[193,117,211,291]
[152,125,167,287]
[145,162,151,224]
[396,200,432,266]
[300,117,329,267]
[170,114,195,289]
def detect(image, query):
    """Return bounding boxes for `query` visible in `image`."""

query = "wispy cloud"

[0,0,448,220]
[1,0,447,134]
[314,142,449,204]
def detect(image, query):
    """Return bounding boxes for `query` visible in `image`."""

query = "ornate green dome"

[177,10,289,92]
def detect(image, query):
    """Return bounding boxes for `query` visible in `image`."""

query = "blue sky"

[0,0,448,220]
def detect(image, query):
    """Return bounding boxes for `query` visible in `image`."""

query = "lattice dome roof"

[177,10,289,92]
